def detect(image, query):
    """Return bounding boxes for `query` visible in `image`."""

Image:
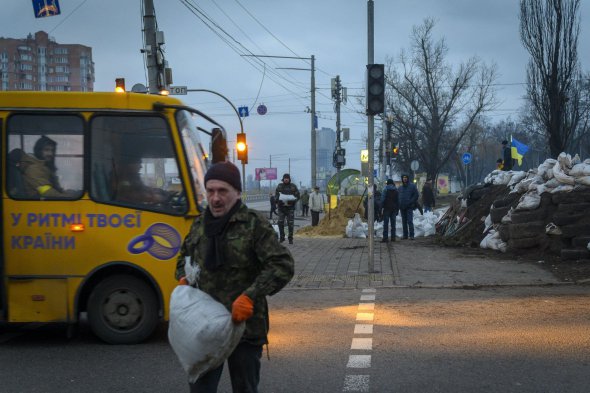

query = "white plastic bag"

[168,286,245,383]
[168,261,245,383]
[346,213,367,238]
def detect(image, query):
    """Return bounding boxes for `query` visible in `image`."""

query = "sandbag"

[515,190,541,211]
[575,176,590,186]
[168,286,245,383]
[570,163,590,177]
[552,161,575,185]
[346,213,367,238]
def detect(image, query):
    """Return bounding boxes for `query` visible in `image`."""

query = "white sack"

[278,193,297,202]
[570,163,590,177]
[574,176,590,186]
[550,184,575,193]
[515,190,541,211]
[168,286,245,383]
[552,162,575,185]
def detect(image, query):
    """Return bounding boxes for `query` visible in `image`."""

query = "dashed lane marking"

[351,338,373,350]
[347,355,372,368]
[354,324,373,334]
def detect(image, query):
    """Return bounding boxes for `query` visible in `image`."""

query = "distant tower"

[316,127,336,190]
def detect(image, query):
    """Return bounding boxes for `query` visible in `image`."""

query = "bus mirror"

[211,128,228,163]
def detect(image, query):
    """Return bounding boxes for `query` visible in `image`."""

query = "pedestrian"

[309,186,324,226]
[300,189,310,217]
[380,179,399,243]
[363,184,381,222]
[496,158,504,170]
[421,179,435,213]
[501,140,513,171]
[21,135,75,198]
[275,173,300,244]
[175,161,294,393]
[398,174,419,240]
[269,193,278,219]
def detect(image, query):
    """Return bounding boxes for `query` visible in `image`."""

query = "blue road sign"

[462,152,472,165]
[238,106,249,117]
[257,104,267,115]
[32,0,61,18]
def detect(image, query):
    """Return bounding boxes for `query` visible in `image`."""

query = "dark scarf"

[204,200,242,271]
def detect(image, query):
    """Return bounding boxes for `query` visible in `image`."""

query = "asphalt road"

[1,285,589,393]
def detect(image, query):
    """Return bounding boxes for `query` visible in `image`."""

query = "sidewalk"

[251,204,566,290]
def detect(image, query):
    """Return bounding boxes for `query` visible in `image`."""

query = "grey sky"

[3,0,590,187]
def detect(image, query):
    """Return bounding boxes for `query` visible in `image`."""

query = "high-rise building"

[0,31,94,92]
[316,127,336,190]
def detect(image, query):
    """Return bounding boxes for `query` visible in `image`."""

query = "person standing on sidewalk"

[421,179,435,213]
[275,173,300,244]
[398,174,419,240]
[300,189,310,217]
[309,186,324,226]
[502,140,513,171]
[380,179,399,242]
[175,161,294,393]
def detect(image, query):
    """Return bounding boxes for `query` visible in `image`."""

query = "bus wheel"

[87,275,159,344]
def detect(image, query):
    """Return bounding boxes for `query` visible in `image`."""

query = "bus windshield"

[176,109,208,212]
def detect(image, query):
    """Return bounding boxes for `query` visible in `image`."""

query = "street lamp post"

[243,54,317,188]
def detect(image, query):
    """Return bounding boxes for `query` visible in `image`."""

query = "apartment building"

[0,31,94,92]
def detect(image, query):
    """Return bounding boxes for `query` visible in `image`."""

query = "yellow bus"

[0,91,227,344]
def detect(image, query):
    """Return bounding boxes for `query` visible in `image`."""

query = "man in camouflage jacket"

[175,161,294,393]
[274,173,300,244]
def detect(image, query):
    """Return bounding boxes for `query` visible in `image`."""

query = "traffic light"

[366,64,385,115]
[236,132,248,164]
[115,78,125,93]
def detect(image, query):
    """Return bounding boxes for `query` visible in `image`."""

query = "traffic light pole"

[367,0,375,273]
[142,0,168,94]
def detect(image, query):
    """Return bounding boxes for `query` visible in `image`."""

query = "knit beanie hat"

[282,173,291,180]
[386,179,394,185]
[204,161,242,191]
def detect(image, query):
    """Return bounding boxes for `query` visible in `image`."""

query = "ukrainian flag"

[511,137,529,166]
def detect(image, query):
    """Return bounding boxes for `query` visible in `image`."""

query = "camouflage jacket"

[175,203,294,345]
[275,183,300,209]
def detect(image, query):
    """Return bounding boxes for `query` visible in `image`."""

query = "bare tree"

[385,18,497,184]
[520,0,589,157]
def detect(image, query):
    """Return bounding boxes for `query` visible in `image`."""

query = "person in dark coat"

[398,174,419,239]
[421,179,435,213]
[380,179,399,242]
[502,140,513,171]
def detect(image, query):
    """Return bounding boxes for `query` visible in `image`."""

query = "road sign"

[238,106,249,117]
[360,149,369,163]
[169,86,187,95]
[410,160,419,171]
[33,0,61,18]
[257,104,267,115]
[462,152,472,165]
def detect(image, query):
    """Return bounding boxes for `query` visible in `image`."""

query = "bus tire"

[87,275,159,344]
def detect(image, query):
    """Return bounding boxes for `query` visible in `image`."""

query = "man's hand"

[231,294,254,323]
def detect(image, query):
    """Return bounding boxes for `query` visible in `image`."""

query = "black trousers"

[311,210,320,226]
[189,342,263,393]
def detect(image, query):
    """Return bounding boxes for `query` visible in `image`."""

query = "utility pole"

[142,0,169,94]
[311,55,317,188]
[242,54,316,187]
[332,75,346,188]
[367,0,375,273]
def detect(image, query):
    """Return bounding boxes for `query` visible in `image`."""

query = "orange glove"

[231,294,254,323]
[178,277,188,285]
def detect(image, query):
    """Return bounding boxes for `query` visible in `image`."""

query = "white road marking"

[351,337,372,350]
[358,303,375,311]
[354,324,373,334]
[343,289,375,392]
[356,313,374,321]
[347,355,371,368]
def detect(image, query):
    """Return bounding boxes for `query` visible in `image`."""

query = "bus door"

[3,113,84,323]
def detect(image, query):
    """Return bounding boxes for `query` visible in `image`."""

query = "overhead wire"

[179,0,310,105]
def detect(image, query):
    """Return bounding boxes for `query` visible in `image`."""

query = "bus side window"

[7,115,84,200]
